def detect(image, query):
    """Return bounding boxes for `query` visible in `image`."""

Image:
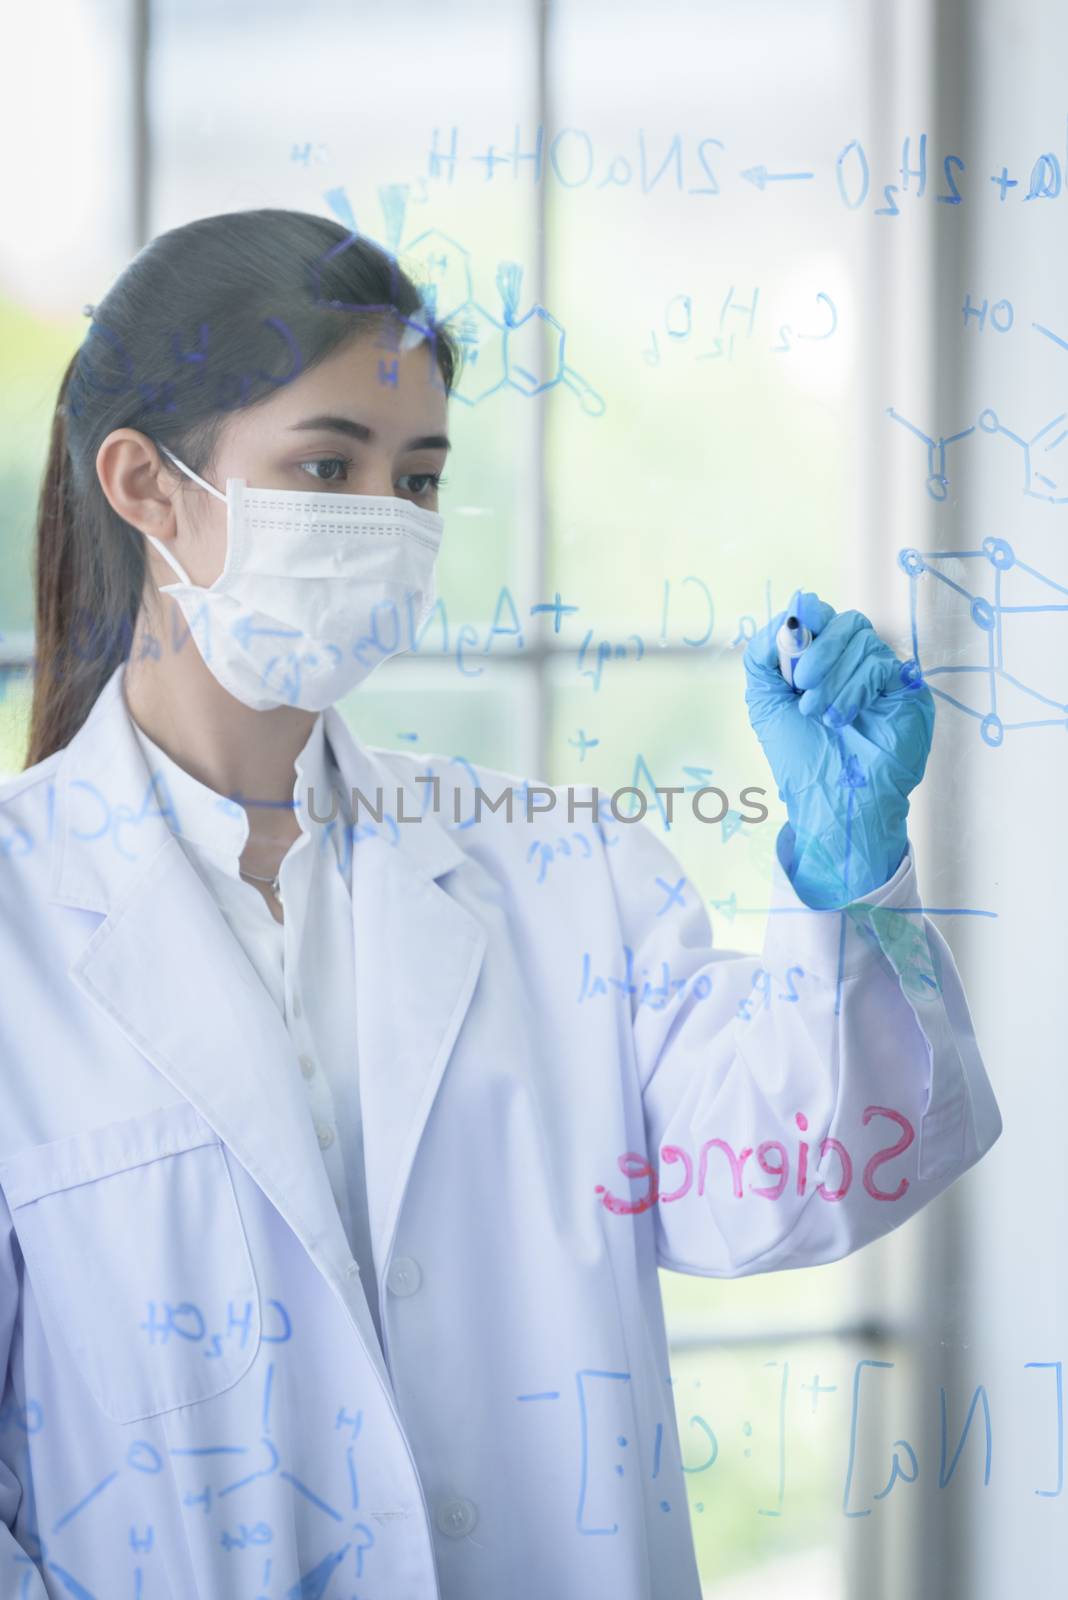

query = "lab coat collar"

[48,663,486,1391]
[127,711,251,869]
[49,663,467,909]
[124,698,336,878]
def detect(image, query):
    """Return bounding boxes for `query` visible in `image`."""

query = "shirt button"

[316,1122,335,1150]
[345,1260,360,1279]
[299,1054,316,1079]
[435,1496,478,1539]
[386,1255,422,1297]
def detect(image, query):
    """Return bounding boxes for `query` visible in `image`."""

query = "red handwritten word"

[594,1107,916,1212]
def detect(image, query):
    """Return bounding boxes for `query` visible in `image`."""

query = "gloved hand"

[743,590,935,909]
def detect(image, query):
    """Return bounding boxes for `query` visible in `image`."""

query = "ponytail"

[24,351,143,768]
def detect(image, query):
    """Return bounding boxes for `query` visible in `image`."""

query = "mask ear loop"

[143,442,228,588]
[157,442,227,503]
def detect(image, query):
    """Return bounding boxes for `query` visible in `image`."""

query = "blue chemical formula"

[900,537,1068,744]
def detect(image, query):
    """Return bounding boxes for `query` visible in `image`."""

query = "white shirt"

[126,694,383,1351]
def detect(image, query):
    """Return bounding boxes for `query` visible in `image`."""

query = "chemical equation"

[424,122,1068,215]
[23,573,791,696]
[513,1354,1063,1532]
[643,285,837,369]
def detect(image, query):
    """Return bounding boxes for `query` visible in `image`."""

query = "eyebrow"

[287,415,451,453]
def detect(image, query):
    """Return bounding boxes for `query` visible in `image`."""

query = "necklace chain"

[241,832,296,899]
[240,864,282,896]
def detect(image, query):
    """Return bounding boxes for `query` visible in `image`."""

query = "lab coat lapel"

[48,667,392,1386]
[323,712,488,1276]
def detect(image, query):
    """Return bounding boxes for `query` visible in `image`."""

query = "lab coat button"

[435,1496,478,1538]
[316,1122,335,1150]
[291,992,303,1018]
[386,1255,422,1297]
[299,1054,316,1079]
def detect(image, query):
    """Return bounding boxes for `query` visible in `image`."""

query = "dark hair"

[25,207,459,768]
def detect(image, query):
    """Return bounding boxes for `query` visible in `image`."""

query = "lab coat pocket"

[0,1099,261,1424]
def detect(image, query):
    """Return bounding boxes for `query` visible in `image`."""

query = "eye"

[299,456,350,484]
[397,472,447,499]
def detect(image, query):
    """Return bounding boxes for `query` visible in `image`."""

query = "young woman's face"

[164,328,450,585]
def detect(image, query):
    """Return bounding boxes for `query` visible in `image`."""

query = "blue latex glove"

[743,591,935,909]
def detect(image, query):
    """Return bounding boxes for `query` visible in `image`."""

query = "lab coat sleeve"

[598,818,1003,1277]
[0,1190,48,1593]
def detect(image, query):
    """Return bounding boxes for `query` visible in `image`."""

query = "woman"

[0,209,1001,1598]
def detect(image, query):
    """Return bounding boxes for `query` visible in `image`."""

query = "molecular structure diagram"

[321,183,605,415]
[3,1349,382,1599]
[887,404,1068,503]
[898,536,1068,745]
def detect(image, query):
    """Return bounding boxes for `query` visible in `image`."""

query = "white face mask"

[143,444,445,712]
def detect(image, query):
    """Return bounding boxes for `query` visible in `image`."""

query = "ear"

[95,429,181,540]
[96,429,223,590]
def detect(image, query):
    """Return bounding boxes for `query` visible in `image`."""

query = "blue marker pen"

[776,614,813,690]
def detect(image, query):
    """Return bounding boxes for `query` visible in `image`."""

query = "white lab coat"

[0,663,1001,1599]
